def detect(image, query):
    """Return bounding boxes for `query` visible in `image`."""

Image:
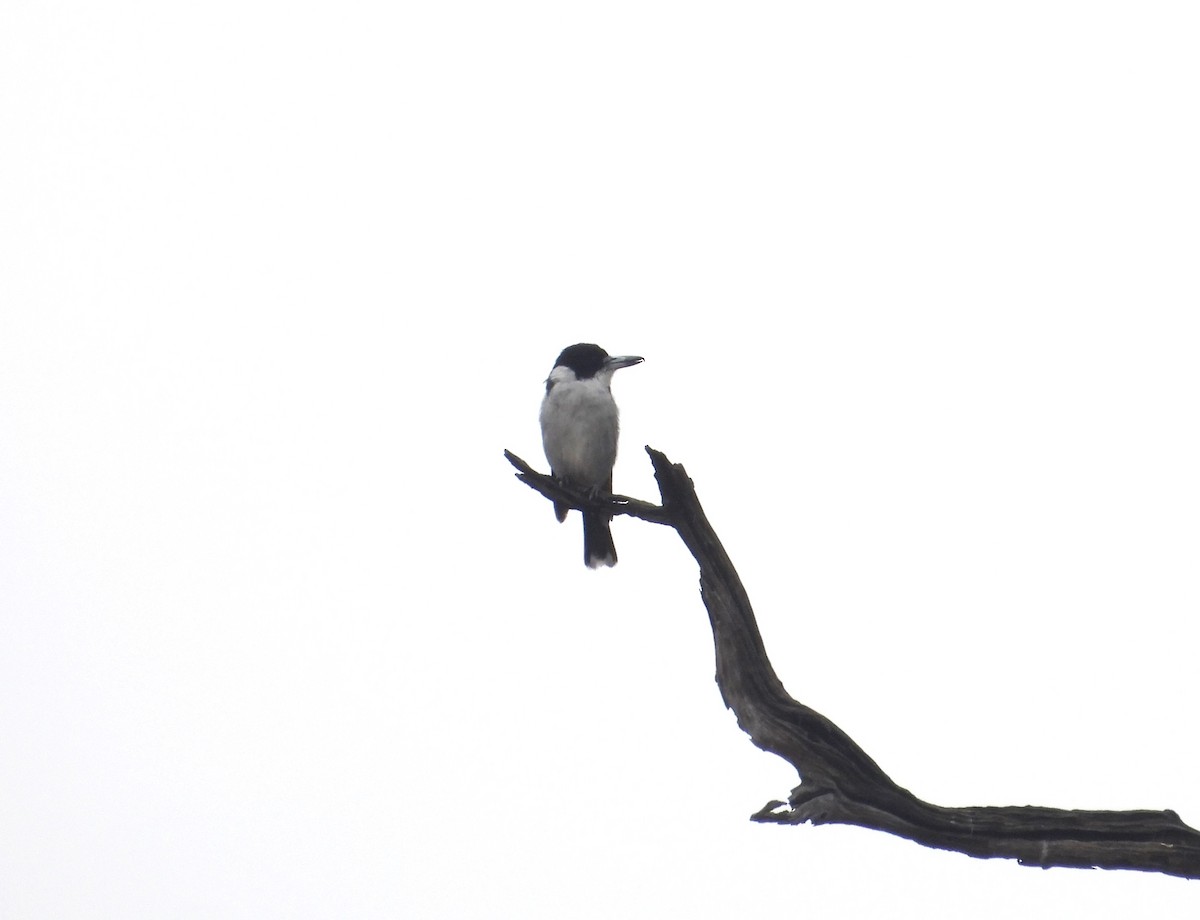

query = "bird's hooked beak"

[605,355,644,371]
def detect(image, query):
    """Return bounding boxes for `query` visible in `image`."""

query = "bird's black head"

[553,343,611,379]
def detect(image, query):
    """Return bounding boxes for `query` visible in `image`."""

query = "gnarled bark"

[505,447,1200,879]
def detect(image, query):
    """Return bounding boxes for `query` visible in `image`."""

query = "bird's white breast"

[540,370,620,489]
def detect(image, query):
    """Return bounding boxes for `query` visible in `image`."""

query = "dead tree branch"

[505,447,1200,879]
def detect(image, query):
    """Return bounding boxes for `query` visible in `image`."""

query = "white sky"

[3,1,1199,916]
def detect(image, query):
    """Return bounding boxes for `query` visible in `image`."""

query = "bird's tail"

[583,511,617,568]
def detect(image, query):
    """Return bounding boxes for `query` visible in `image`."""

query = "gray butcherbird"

[540,343,644,567]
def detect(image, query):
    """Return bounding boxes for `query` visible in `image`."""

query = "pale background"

[3,1,1198,916]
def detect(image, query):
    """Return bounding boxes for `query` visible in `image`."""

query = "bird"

[540,343,644,567]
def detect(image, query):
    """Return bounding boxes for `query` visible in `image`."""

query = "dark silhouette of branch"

[505,447,1200,879]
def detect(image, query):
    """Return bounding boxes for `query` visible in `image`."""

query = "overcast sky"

[3,1,1199,917]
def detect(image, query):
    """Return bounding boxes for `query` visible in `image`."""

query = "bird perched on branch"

[540,343,644,567]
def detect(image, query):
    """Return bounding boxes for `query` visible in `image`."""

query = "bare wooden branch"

[506,447,1200,879]
[504,449,674,525]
